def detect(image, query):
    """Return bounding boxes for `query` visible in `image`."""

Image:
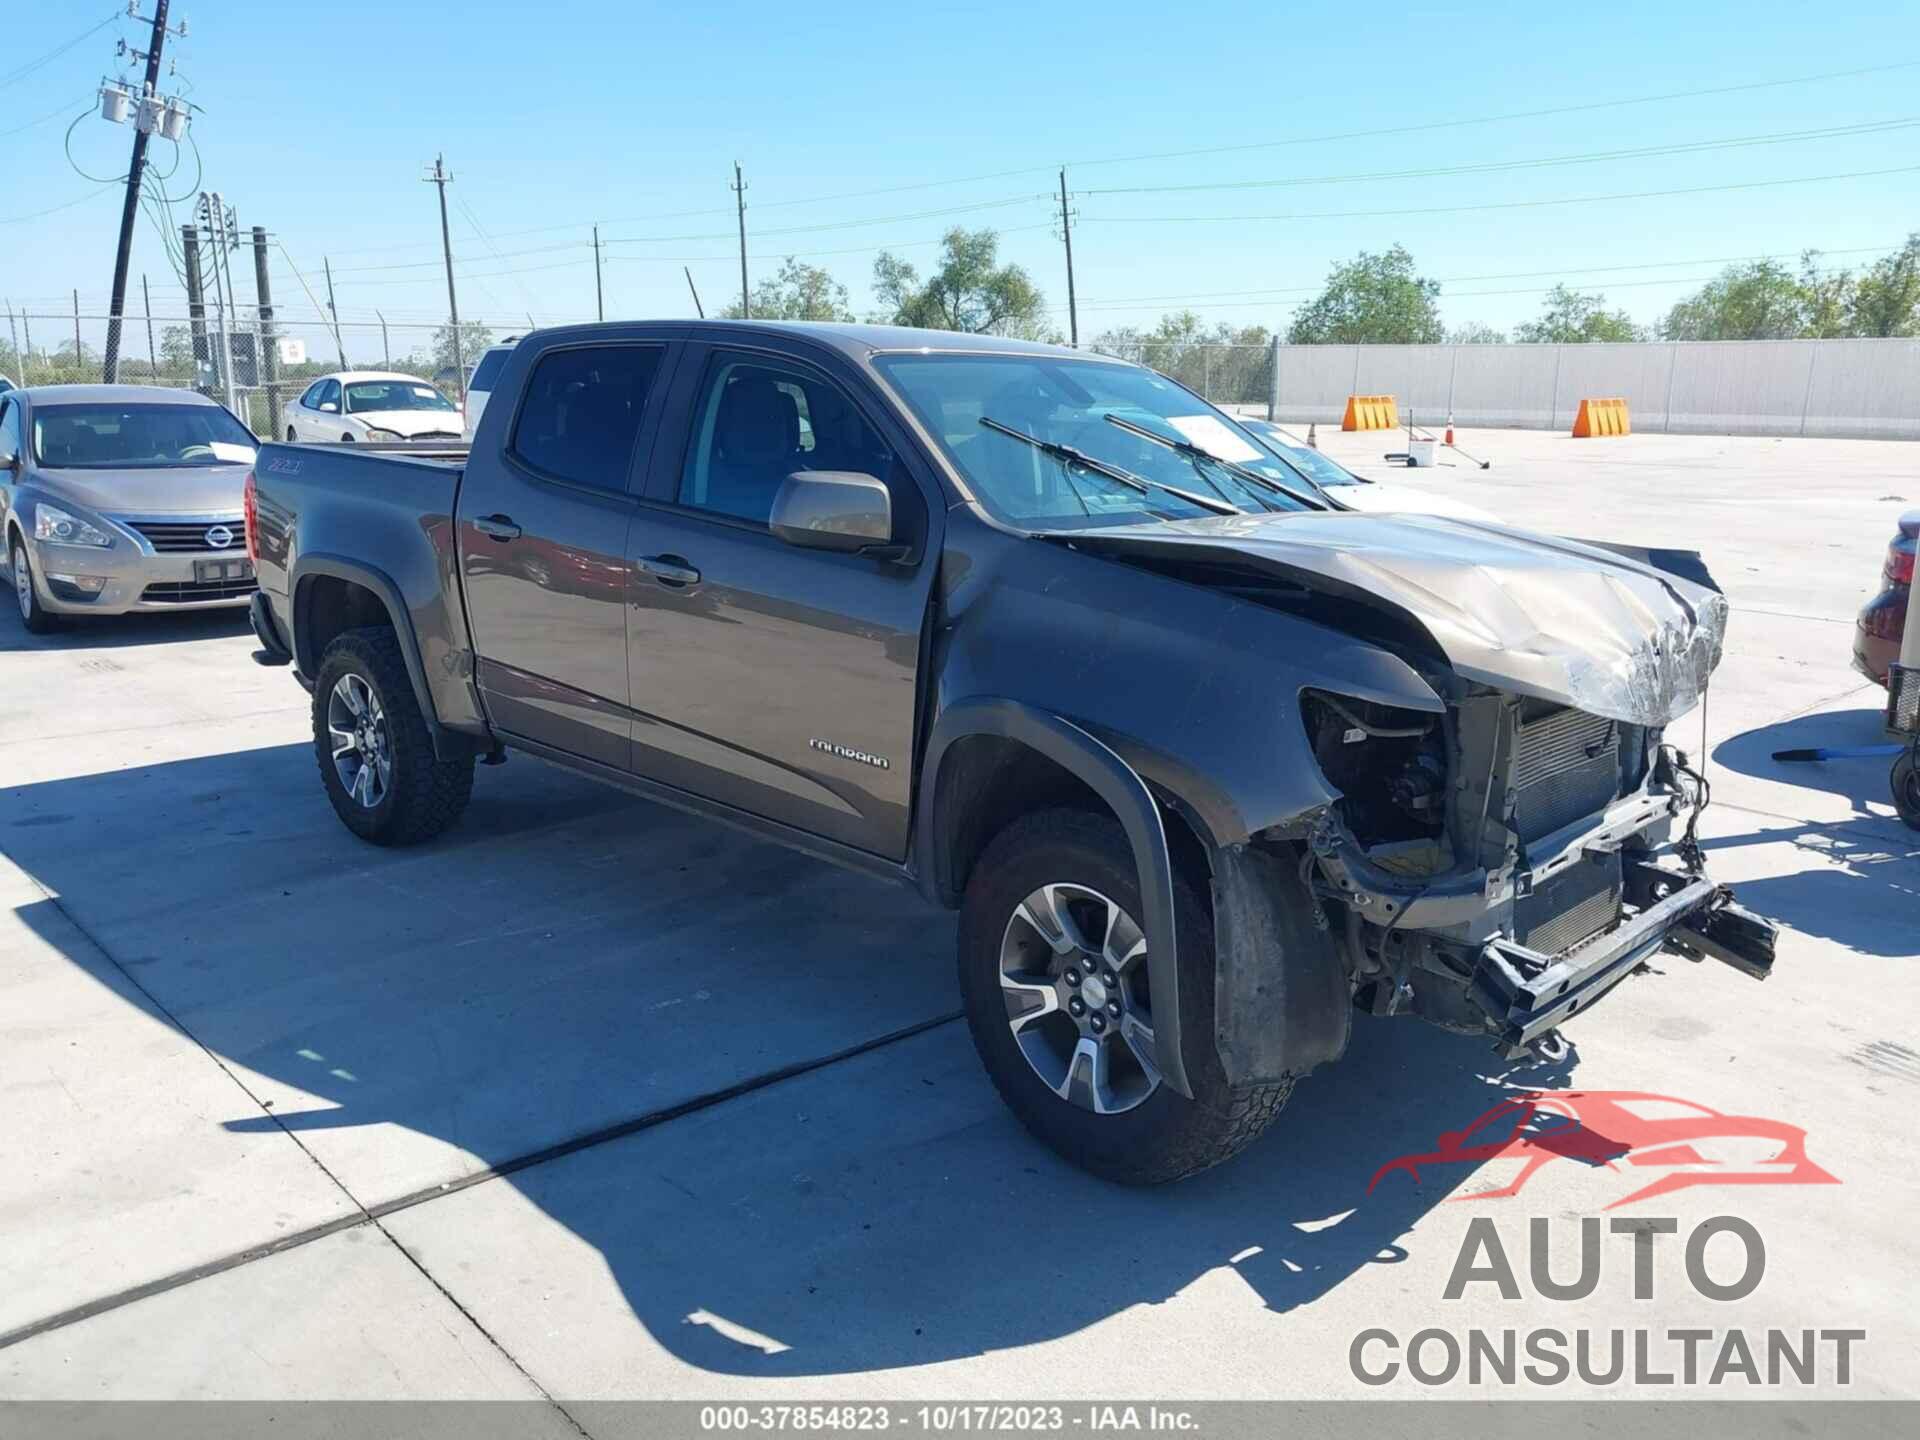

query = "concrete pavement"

[1,429,1914,1406]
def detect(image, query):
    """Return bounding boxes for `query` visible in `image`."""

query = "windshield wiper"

[979,416,1241,517]
[1103,413,1332,511]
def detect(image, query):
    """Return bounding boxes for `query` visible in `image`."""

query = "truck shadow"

[7,741,1580,1379]
[0,607,251,653]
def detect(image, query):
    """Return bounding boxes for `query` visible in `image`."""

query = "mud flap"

[1211,844,1350,1086]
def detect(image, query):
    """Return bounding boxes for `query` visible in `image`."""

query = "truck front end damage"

[1301,687,1774,1061]
[1058,510,1779,1077]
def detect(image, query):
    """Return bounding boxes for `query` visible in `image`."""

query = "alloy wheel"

[998,882,1159,1115]
[327,672,392,809]
[14,549,32,622]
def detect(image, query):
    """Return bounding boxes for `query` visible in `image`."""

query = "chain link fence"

[1091,341,1274,418]
[2,311,551,437]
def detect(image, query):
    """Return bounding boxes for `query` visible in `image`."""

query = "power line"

[1075,245,1904,310]
[1086,164,1920,225]
[0,183,118,226]
[0,10,120,88]
[1062,58,1920,172]
[1,94,91,139]
[1079,117,1920,197]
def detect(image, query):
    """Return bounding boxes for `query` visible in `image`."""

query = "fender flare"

[918,698,1193,1099]
[289,553,470,761]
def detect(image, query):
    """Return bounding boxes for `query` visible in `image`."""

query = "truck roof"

[528,319,1123,363]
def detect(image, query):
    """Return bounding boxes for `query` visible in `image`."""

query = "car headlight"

[34,504,114,548]
[362,426,402,441]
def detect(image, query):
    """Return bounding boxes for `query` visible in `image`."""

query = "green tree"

[159,324,196,372]
[1093,311,1271,405]
[1287,245,1442,344]
[1849,233,1920,337]
[871,228,1048,337]
[1798,250,1857,339]
[723,257,854,322]
[1447,321,1507,344]
[431,320,495,378]
[1660,259,1807,340]
[1512,285,1643,344]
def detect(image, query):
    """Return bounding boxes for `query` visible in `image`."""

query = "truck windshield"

[345,381,456,414]
[31,403,258,469]
[875,353,1315,528]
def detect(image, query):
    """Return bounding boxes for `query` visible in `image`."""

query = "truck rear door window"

[510,344,663,492]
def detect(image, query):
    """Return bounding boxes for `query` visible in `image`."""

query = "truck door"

[623,341,941,859]
[457,338,676,769]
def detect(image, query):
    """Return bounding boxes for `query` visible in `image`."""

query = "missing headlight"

[1302,690,1448,846]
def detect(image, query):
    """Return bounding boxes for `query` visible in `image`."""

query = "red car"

[1854,508,1917,685]
[1367,1089,1839,1209]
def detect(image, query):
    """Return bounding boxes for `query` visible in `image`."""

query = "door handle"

[635,553,700,587]
[472,514,521,542]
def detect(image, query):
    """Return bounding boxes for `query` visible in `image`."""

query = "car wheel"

[958,808,1292,1184]
[10,539,59,634]
[312,627,474,845]
[1893,748,1920,831]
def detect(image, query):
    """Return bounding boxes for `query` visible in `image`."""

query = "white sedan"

[283,372,463,443]
[1239,418,1500,524]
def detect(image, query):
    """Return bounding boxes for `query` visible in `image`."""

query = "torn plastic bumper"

[1471,861,1778,1057]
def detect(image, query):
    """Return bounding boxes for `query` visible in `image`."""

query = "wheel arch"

[290,554,474,761]
[918,698,1193,1098]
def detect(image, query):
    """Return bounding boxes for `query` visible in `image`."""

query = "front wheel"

[312,627,474,844]
[958,808,1292,1184]
[11,541,59,634]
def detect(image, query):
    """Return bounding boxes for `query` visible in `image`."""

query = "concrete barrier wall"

[1271,338,1920,439]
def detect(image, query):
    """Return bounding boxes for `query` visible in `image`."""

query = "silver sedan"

[0,384,259,633]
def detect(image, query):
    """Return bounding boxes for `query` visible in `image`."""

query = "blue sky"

[4,0,1917,355]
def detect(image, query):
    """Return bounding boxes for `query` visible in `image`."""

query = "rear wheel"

[11,541,58,634]
[1893,748,1920,831]
[312,627,474,844]
[958,808,1292,1184]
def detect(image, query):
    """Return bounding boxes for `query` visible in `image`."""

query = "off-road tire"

[959,808,1292,1184]
[1893,748,1920,831]
[11,538,59,634]
[312,627,473,845]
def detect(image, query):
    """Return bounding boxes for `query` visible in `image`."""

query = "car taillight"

[243,470,258,563]
[1887,533,1915,587]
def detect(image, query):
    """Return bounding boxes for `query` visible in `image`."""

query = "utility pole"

[1058,168,1079,349]
[593,224,604,321]
[376,310,389,369]
[4,305,19,373]
[20,313,34,387]
[322,257,348,369]
[731,161,750,318]
[197,191,238,413]
[252,226,282,432]
[182,222,209,393]
[73,291,83,367]
[141,274,158,377]
[425,154,465,401]
[102,0,172,382]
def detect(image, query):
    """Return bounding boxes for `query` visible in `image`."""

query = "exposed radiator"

[1515,852,1623,955]
[1512,706,1621,842]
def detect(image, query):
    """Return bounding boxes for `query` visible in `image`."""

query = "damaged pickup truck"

[244,321,1777,1183]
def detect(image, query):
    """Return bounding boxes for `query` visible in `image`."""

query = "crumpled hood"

[1050,511,1728,727]
[354,409,463,438]
[36,463,252,517]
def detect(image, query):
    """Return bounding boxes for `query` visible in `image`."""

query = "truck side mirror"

[770,470,894,554]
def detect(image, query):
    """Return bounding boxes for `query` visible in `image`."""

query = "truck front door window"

[677,358,892,527]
